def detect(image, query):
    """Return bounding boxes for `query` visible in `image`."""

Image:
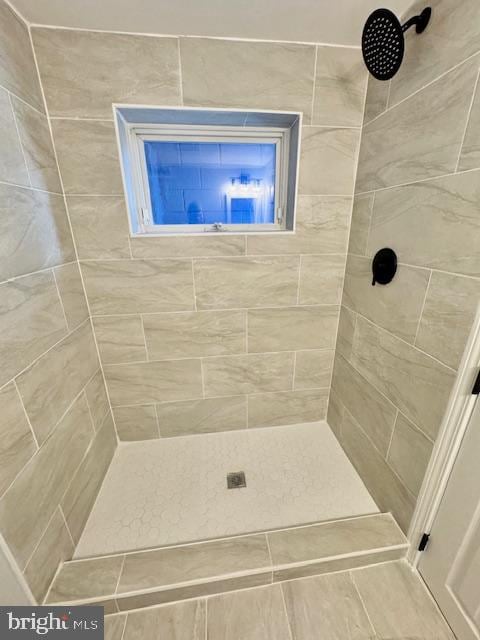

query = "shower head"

[362,6,432,81]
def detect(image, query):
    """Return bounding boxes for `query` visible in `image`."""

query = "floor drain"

[227,471,246,489]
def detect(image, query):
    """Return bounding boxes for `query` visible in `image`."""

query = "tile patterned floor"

[104,561,455,640]
[76,422,378,557]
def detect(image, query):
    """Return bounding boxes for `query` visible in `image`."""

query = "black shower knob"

[372,248,397,286]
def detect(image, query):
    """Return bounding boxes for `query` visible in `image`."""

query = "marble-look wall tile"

[350,316,455,441]
[104,615,127,640]
[363,76,389,124]
[348,193,374,256]
[0,383,37,498]
[458,77,480,171]
[340,409,415,533]
[131,234,245,259]
[104,359,203,406]
[0,186,74,281]
[247,305,338,353]
[32,29,181,118]
[343,254,430,343]
[247,196,351,256]
[68,197,131,260]
[367,170,480,277]
[61,413,117,543]
[54,262,89,331]
[0,1,43,111]
[23,509,73,604]
[180,38,315,121]
[157,396,247,437]
[248,389,328,428]
[194,256,299,310]
[0,88,29,186]
[294,349,334,390]
[203,352,295,397]
[82,260,195,315]
[52,119,123,195]
[327,389,343,440]
[84,370,110,430]
[143,310,246,359]
[388,0,480,107]
[298,255,345,305]
[415,271,480,369]
[0,271,68,388]
[0,393,93,569]
[312,46,367,127]
[356,56,479,192]
[47,555,124,603]
[124,600,205,640]
[93,315,147,365]
[16,322,99,445]
[114,405,159,441]
[336,305,356,361]
[299,126,359,195]
[11,97,62,193]
[332,355,397,457]
[387,413,433,498]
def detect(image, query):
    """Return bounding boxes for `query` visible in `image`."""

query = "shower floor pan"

[75,421,379,559]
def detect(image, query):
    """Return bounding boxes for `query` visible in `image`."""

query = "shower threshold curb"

[45,512,408,612]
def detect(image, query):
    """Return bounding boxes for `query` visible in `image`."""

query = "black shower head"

[362,6,432,81]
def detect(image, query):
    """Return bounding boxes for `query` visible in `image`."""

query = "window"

[115,107,300,235]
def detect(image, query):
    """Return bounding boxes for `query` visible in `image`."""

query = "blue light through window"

[144,141,276,226]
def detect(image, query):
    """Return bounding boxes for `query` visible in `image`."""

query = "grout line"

[176,38,184,106]
[291,352,297,391]
[385,410,399,460]
[296,255,302,304]
[13,380,40,450]
[0,260,78,288]
[22,507,60,573]
[0,177,62,195]
[8,92,32,187]
[309,45,318,124]
[114,556,127,595]
[363,191,376,257]
[153,403,162,438]
[413,270,433,346]
[349,570,378,637]
[454,67,480,172]
[190,259,198,311]
[279,581,295,640]
[51,267,71,331]
[139,315,150,361]
[59,505,76,549]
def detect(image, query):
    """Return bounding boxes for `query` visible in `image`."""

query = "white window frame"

[126,123,290,235]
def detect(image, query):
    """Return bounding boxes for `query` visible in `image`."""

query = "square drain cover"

[227,471,246,489]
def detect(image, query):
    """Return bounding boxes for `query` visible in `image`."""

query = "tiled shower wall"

[0,1,116,603]
[31,29,367,441]
[329,0,480,532]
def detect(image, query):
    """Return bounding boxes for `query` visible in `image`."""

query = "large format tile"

[0,393,93,569]
[459,78,480,171]
[82,260,194,315]
[207,585,291,640]
[0,186,74,282]
[331,355,397,457]
[247,196,351,255]
[340,410,416,533]
[248,389,328,428]
[180,38,315,120]
[11,96,61,192]
[104,359,203,406]
[368,170,480,277]
[84,370,110,431]
[68,196,131,260]
[0,88,29,186]
[203,352,294,397]
[16,322,99,445]
[298,255,345,305]
[294,349,334,390]
[247,305,338,353]
[0,1,43,110]
[114,405,159,441]
[54,262,89,331]
[52,119,123,195]
[0,382,37,498]
[299,126,359,195]
[144,310,246,359]
[356,57,479,192]
[124,600,205,640]
[131,234,245,259]
[156,396,247,437]
[0,271,68,388]
[283,572,375,640]
[33,29,181,118]
[363,75,389,124]
[313,46,366,127]
[23,509,73,603]
[343,254,430,342]
[336,305,356,361]
[387,413,433,498]
[353,561,454,639]
[47,555,124,603]
[93,315,147,365]
[194,256,299,310]
[415,271,480,369]
[388,0,480,107]
[348,193,374,256]
[104,616,126,640]
[351,316,455,441]
[117,535,270,594]
[61,414,117,543]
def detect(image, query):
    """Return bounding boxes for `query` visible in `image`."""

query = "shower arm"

[401,7,431,34]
